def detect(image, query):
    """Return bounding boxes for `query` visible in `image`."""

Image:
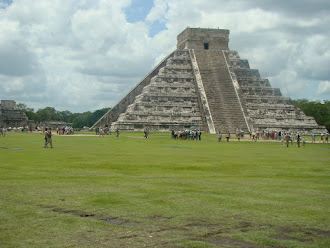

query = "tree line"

[17,99,329,130]
[17,103,110,129]
[292,99,329,131]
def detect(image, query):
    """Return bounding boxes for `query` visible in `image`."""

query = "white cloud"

[146,0,168,23]
[318,81,330,96]
[0,0,329,113]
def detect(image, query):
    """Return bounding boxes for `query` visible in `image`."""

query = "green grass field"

[0,132,329,248]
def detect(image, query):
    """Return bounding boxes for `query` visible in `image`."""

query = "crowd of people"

[39,127,328,149]
[95,127,112,136]
[56,126,74,135]
[169,128,329,147]
[1,124,328,150]
[95,127,121,137]
[0,125,74,135]
[215,129,329,147]
[171,129,202,140]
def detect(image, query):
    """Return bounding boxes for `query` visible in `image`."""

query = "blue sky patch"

[125,0,167,37]
[125,0,154,23]
[149,20,167,37]
[0,0,12,8]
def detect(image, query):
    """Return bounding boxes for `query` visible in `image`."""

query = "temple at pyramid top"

[177,27,230,50]
[92,27,327,134]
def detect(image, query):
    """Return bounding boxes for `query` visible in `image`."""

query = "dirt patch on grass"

[208,237,260,248]
[98,216,137,226]
[309,228,330,237]
[239,222,253,228]
[271,226,316,243]
[148,214,173,220]
[39,205,137,226]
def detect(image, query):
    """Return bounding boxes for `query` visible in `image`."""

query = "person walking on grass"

[43,128,48,148]
[144,129,149,138]
[285,132,291,147]
[0,127,5,137]
[302,136,306,148]
[218,131,222,142]
[44,128,53,148]
[226,131,230,142]
[311,133,316,143]
[252,131,257,142]
[296,132,301,148]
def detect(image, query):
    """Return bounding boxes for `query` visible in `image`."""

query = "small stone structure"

[92,27,327,134]
[0,100,28,127]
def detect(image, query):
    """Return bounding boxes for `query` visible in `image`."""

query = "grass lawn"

[0,131,329,248]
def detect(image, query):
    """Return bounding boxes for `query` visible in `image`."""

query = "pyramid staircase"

[193,50,249,133]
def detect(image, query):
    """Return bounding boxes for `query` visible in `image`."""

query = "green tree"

[14,103,111,128]
[36,107,57,122]
[17,103,27,110]
[25,110,37,121]
[56,110,73,123]
[292,99,330,131]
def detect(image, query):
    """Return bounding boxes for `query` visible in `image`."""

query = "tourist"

[285,132,291,147]
[325,132,329,143]
[226,131,230,142]
[198,130,201,141]
[144,129,149,138]
[281,132,285,147]
[320,133,324,143]
[255,130,259,140]
[311,133,316,143]
[100,127,104,137]
[290,132,294,146]
[116,128,120,137]
[48,128,53,148]
[252,131,257,142]
[218,131,222,142]
[0,127,6,137]
[302,136,306,147]
[44,128,53,148]
[43,128,48,148]
[296,132,301,148]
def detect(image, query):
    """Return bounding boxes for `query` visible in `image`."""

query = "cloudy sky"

[0,0,329,113]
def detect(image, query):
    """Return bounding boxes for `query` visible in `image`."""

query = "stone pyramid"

[0,100,28,127]
[92,27,326,134]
